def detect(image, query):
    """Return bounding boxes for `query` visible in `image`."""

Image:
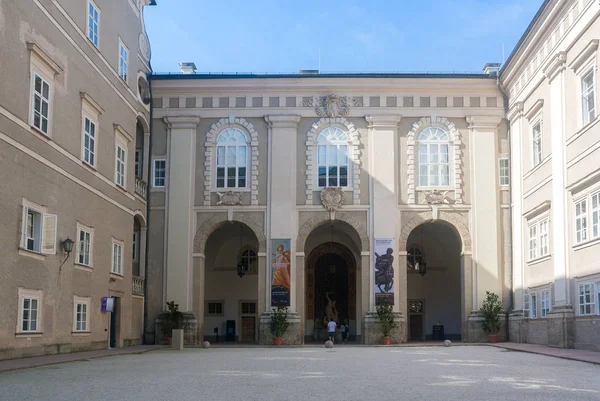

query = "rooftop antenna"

[318,48,321,72]
[502,43,505,65]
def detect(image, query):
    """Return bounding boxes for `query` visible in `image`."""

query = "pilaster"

[164,116,200,313]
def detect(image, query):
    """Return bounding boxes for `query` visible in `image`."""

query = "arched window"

[417,127,450,187]
[407,247,424,270]
[317,127,350,188]
[239,249,257,272]
[216,128,248,188]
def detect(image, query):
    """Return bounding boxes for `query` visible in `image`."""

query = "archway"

[203,221,260,343]
[304,220,362,343]
[406,222,462,341]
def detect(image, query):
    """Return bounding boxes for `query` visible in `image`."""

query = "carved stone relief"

[424,190,453,205]
[216,191,243,206]
[320,187,344,211]
[315,95,350,117]
[193,211,266,253]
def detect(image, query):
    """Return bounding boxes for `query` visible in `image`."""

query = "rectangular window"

[75,302,88,332]
[132,231,139,262]
[118,41,128,81]
[499,158,509,186]
[77,228,92,266]
[216,144,247,189]
[135,149,141,178]
[539,219,549,257]
[32,73,50,134]
[87,1,100,47]
[116,145,126,187]
[575,199,588,243]
[22,297,39,332]
[83,117,96,167]
[112,241,123,275]
[581,70,596,126]
[241,302,256,314]
[153,159,166,187]
[206,301,223,316]
[541,291,550,318]
[532,122,542,167]
[530,293,538,318]
[578,283,596,315]
[592,191,600,240]
[21,202,57,255]
[528,224,537,260]
[523,293,530,316]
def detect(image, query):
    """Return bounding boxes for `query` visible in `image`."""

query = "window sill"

[72,331,91,336]
[316,187,353,192]
[110,272,124,279]
[18,248,46,261]
[212,188,251,192]
[416,186,453,191]
[116,183,128,193]
[74,264,93,273]
[527,254,551,265]
[81,161,97,172]
[500,186,510,191]
[567,117,599,145]
[30,125,51,142]
[576,313,600,319]
[524,155,551,179]
[15,332,43,338]
[150,187,165,192]
[573,237,600,251]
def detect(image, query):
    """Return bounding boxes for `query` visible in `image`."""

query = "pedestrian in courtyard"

[327,318,337,343]
[340,321,347,344]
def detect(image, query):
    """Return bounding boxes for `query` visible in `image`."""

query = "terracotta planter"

[382,336,391,345]
[488,333,499,343]
[166,336,172,346]
[273,337,283,346]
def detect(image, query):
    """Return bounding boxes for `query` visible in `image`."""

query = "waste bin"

[432,324,444,341]
[226,320,235,342]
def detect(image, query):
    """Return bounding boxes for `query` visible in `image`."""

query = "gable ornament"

[320,187,344,211]
[315,95,350,118]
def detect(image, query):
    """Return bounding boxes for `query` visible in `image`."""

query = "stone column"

[363,115,405,344]
[193,255,205,343]
[543,52,574,348]
[259,115,302,345]
[139,227,147,279]
[164,116,200,343]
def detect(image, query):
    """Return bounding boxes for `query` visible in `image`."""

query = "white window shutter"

[41,213,57,255]
[21,206,29,248]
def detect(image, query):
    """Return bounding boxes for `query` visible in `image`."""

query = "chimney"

[299,69,319,74]
[483,62,501,77]
[178,62,197,74]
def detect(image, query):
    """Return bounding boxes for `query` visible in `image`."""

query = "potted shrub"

[162,301,183,345]
[270,304,290,346]
[480,291,502,343]
[376,298,397,345]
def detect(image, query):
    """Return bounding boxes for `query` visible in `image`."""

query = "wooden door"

[241,316,255,342]
[409,315,423,341]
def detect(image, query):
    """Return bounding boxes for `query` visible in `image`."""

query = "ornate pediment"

[320,187,344,211]
[424,190,453,205]
[216,191,243,206]
[315,95,350,118]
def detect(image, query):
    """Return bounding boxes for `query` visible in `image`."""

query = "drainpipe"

[497,74,513,342]
[142,74,153,344]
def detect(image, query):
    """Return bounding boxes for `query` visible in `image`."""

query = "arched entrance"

[406,221,462,341]
[303,220,362,343]
[203,221,260,343]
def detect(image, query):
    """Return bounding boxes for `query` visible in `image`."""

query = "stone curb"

[490,344,600,366]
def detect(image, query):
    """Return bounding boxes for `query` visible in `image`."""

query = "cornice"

[365,114,401,128]
[525,99,544,121]
[164,115,200,129]
[569,39,599,73]
[27,42,63,75]
[523,200,551,220]
[264,114,301,128]
[80,92,105,115]
[113,124,134,143]
[506,101,524,121]
[543,51,567,82]
[466,115,503,129]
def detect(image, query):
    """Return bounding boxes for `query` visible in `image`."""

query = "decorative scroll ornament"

[320,187,344,211]
[216,191,243,206]
[139,33,151,61]
[315,95,350,117]
[425,190,452,205]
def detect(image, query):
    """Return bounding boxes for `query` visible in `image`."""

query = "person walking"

[327,318,337,343]
[341,321,349,344]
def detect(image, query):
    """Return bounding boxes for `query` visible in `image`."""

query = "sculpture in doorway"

[375,248,394,293]
[322,292,339,326]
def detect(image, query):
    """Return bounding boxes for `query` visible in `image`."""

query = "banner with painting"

[271,239,291,307]
[374,238,394,305]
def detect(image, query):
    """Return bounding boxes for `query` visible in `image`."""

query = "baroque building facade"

[502,0,600,350]
[147,71,510,344]
[0,0,154,359]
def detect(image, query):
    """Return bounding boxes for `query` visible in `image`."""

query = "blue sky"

[145,0,542,73]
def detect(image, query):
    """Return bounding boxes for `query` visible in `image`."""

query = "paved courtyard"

[1,346,599,401]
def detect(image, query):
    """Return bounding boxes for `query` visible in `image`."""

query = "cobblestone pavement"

[1,346,599,401]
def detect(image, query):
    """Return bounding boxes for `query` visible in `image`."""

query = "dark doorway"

[109,297,119,348]
[314,253,349,327]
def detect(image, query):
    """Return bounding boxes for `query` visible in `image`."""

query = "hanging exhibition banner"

[271,239,291,307]
[374,238,394,305]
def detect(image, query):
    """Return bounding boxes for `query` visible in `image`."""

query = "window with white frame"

[152,159,166,188]
[215,128,248,189]
[541,290,550,318]
[115,144,126,187]
[111,240,123,275]
[581,69,596,126]
[31,73,51,134]
[18,289,42,333]
[523,293,530,316]
[528,218,549,260]
[575,198,588,244]
[539,219,549,256]
[316,127,351,188]
[528,224,537,260]
[20,200,57,255]
[135,149,141,178]
[82,117,97,167]
[592,191,600,239]
[77,224,93,266]
[73,297,90,332]
[118,41,128,81]
[530,292,538,318]
[499,158,509,186]
[87,1,100,47]
[532,122,542,167]
[418,126,450,187]
[578,283,596,315]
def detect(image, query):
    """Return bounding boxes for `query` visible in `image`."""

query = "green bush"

[270,304,289,338]
[376,299,397,337]
[480,291,503,334]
